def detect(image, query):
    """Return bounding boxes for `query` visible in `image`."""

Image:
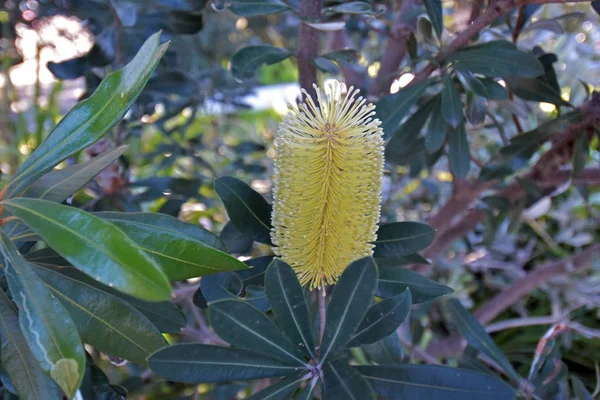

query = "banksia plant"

[271,80,385,289]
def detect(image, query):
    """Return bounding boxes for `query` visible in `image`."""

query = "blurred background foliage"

[1,0,600,398]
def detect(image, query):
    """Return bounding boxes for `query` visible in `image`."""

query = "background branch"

[297,0,322,98]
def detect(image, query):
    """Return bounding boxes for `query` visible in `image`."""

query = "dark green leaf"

[96,211,225,251]
[423,0,443,38]
[505,77,571,106]
[458,71,489,97]
[324,361,373,400]
[478,162,514,181]
[466,93,487,125]
[375,254,429,268]
[481,196,510,212]
[362,333,404,364]
[230,45,291,81]
[229,0,289,16]
[295,384,315,399]
[22,146,127,203]
[149,344,303,383]
[373,222,435,258]
[95,212,245,281]
[209,300,307,365]
[376,79,435,136]
[0,231,85,398]
[479,78,509,99]
[446,299,520,383]
[424,97,447,153]
[448,123,470,179]
[1,199,171,302]
[348,289,411,347]
[320,257,378,363]
[220,221,254,254]
[199,272,243,306]
[312,57,339,73]
[0,289,62,400]
[238,256,274,285]
[324,1,375,14]
[5,32,168,198]
[592,1,600,15]
[214,176,273,245]
[32,264,167,365]
[322,49,360,63]
[378,267,453,303]
[447,41,543,78]
[441,74,463,128]
[266,260,316,359]
[357,364,517,400]
[572,133,589,177]
[246,375,305,400]
[571,375,593,400]
[385,97,436,161]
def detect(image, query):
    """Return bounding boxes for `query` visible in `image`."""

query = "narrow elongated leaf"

[229,0,289,16]
[448,123,470,179]
[215,176,273,245]
[362,332,404,364]
[230,45,291,81]
[22,146,127,203]
[385,97,436,161]
[376,79,435,135]
[423,0,442,38]
[446,299,520,383]
[325,1,375,14]
[0,231,85,398]
[1,198,171,302]
[266,260,316,359]
[324,361,373,400]
[441,74,463,128]
[571,375,593,400]
[148,344,303,383]
[295,384,315,399]
[447,41,543,78]
[373,222,435,258]
[425,97,447,153]
[347,289,411,347]
[375,253,429,268]
[246,375,305,400]
[479,78,508,99]
[378,267,453,303]
[94,213,245,281]
[32,264,167,365]
[96,211,225,251]
[572,133,589,177]
[209,300,307,366]
[320,257,378,363]
[5,32,168,198]
[0,289,62,400]
[357,364,516,400]
[505,77,570,106]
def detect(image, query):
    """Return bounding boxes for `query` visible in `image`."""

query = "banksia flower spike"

[271,80,384,290]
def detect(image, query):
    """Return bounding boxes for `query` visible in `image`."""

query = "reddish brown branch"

[297,0,321,99]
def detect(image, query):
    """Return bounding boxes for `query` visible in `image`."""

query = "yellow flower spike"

[271,80,385,290]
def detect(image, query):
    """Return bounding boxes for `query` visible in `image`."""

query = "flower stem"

[318,287,327,348]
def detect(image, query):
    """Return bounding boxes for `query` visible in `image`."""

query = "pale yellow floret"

[271,80,385,289]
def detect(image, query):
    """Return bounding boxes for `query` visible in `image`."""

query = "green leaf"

[373,222,435,258]
[479,78,508,99]
[324,1,376,14]
[466,92,487,125]
[32,264,167,365]
[505,77,571,106]
[95,212,245,281]
[148,344,303,383]
[378,267,453,303]
[572,133,589,177]
[22,146,127,203]
[230,45,292,81]
[5,32,168,198]
[295,384,315,399]
[384,97,436,162]
[362,333,404,364]
[209,300,307,366]
[448,122,470,179]
[1,199,171,302]
[0,289,62,400]
[0,231,85,398]
[441,74,463,128]
[320,257,378,363]
[375,253,429,268]
[321,49,360,63]
[96,211,225,251]
[423,0,443,38]
[265,260,316,359]
[356,365,517,400]
[214,176,273,245]
[376,79,435,136]
[312,57,339,73]
[571,375,593,400]
[324,361,374,400]
[447,41,544,78]
[246,375,305,400]
[445,299,520,383]
[229,0,289,16]
[424,97,447,153]
[220,221,254,254]
[457,71,489,98]
[348,289,411,347]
